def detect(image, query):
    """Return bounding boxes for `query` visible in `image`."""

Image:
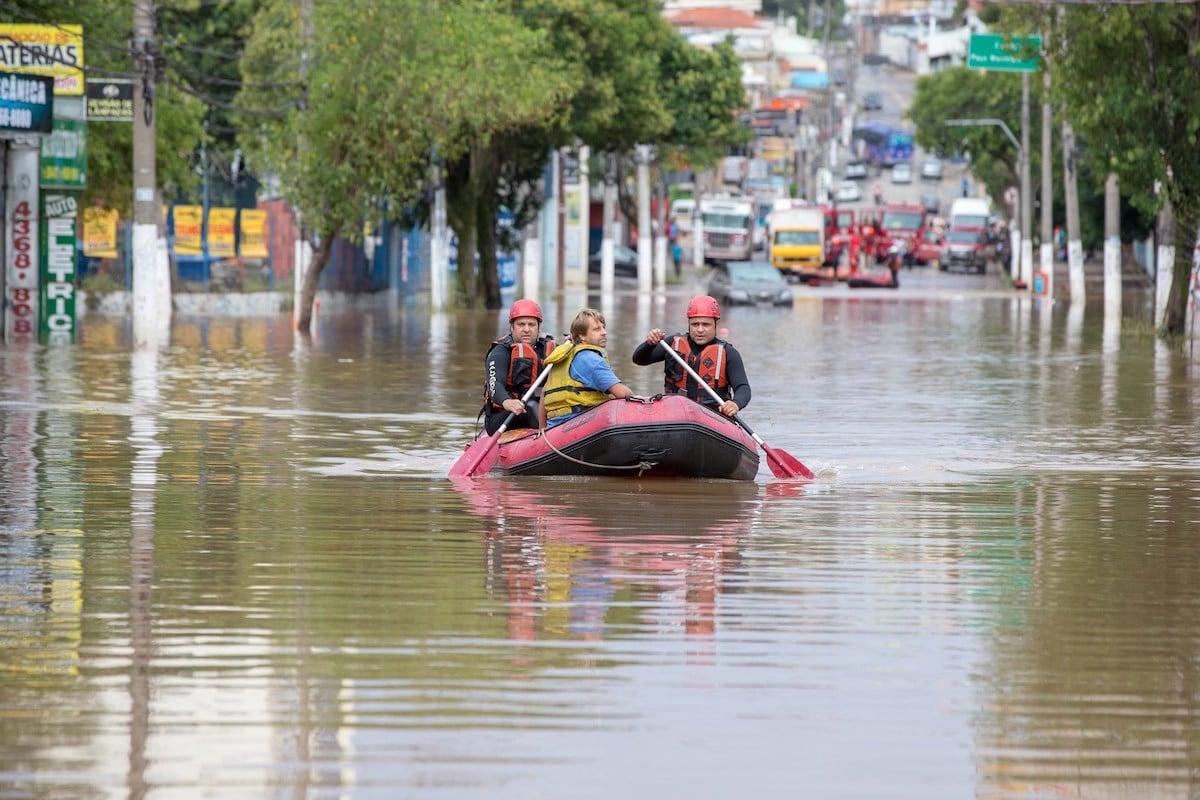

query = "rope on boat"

[538,396,658,475]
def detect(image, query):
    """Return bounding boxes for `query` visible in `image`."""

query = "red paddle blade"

[447,433,501,478]
[761,443,814,480]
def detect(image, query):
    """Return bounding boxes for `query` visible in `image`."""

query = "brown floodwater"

[2,273,1198,799]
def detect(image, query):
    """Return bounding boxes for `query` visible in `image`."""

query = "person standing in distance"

[540,308,636,429]
[632,295,751,418]
[481,299,555,435]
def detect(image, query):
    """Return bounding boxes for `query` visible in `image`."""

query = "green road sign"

[968,33,1041,73]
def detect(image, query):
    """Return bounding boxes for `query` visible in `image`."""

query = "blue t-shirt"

[547,350,621,428]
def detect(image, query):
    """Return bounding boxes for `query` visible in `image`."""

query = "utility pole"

[1040,62,1053,297]
[132,0,167,346]
[1059,6,1085,305]
[1019,73,1033,289]
[1103,172,1121,319]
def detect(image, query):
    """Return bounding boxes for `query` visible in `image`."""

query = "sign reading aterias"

[0,24,85,95]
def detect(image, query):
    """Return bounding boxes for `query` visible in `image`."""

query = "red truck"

[873,203,927,265]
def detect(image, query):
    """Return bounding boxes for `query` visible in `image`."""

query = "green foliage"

[659,39,751,169]
[909,66,1030,203]
[1051,3,1200,224]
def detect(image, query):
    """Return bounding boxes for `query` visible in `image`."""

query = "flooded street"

[3,273,1199,799]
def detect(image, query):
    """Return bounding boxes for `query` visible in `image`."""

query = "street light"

[943,118,1029,286]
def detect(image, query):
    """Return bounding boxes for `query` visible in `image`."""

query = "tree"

[1050,4,1200,338]
[238,0,566,328]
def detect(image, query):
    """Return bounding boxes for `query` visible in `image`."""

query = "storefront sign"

[40,193,76,343]
[5,147,39,343]
[0,70,53,133]
[239,209,268,258]
[83,207,119,258]
[207,207,236,258]
[85,78,132,122]
[40,114,86,188]
[0,24,85,95]
[172,205,203,256]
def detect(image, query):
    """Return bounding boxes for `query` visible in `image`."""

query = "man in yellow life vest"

[632,295,751,418]
[539,308,636,429]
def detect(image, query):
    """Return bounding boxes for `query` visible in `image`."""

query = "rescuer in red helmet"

[631,295,751,418]
[480,298,556,435]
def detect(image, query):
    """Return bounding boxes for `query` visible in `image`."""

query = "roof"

[666,7,766,30]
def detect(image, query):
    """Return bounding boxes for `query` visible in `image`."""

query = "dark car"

[862,91,883,111]
[920,193,941,214]
[939,226,988,274]
[708,260,794,307]
[588,243,639,278]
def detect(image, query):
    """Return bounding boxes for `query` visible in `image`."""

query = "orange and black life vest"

[484,335,555,410]
[664,336,730,403]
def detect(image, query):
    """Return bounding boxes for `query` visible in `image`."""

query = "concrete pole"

[430,165,448,311]
[1062,119,1085,304]
[1059,8,1085,305]
[636,145,652,295]
[1103,172,1121,319]
[1019,72,1033,289]
[1154,191,1174,330]
[1040,66,1053,298]
[600,155,616,295]
[132,0,168,347]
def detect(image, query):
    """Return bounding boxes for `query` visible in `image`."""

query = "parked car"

[844,160,869,180]
[708,260,794,307]
[588,243,639,278]
[919,193,941,215]
[862,91,883,111]
[834,180,863,203]
[891,163,913,184]
[920,158,944,181]
[939,226,988,273]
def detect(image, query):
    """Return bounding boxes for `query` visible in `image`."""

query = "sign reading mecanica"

[0,25,85,95]
[0,70,53,133]
[967,33,1041,73]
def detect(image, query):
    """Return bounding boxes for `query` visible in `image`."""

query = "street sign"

[968,33,1041,73]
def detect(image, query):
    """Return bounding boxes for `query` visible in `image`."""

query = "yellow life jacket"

[542,343,612,420]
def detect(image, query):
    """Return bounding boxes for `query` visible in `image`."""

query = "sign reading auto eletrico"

[41,194,77,343]
[0,24,85,95]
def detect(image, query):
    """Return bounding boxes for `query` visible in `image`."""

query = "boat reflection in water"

[453,477,776,663]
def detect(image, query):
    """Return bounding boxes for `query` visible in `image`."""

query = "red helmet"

[686,295,721,320]
[508,299,543,322]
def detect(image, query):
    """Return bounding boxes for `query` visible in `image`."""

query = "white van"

[949,198,991,230]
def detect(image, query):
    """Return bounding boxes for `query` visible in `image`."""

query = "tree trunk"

[477,190,500,309]
[473,143,502,309]
[296,229,334,334]
[1161,203,1199,338]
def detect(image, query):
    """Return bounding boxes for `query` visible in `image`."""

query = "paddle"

[449,362,555,479]
[658,340,814,480]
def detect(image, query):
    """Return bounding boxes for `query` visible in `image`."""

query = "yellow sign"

[239,209,268,258]
[0,25,85,96]
[82,207,118,258]
[208,208,236,258]
[172,205,203,256]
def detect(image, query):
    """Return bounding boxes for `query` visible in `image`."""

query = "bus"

[852,122,914,168]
